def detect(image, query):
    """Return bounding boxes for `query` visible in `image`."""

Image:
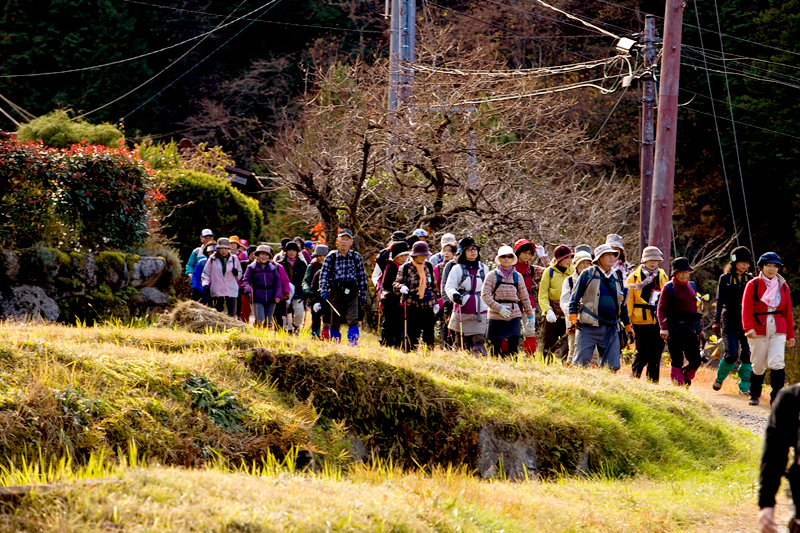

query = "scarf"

[499,266,515,279]
[626,266,657,291]
[760,273,780,308]
[413,260,427,299]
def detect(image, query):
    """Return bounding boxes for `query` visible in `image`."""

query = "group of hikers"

[183,227,794,406]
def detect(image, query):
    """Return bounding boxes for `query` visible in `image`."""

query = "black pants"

[310,300,331,333]
[330,291,359,329]
[543,316,566,359]
[192,289,209,306]
[631,324,665,382]
[751,369,786,404]
[667,330,701,370]
[212,296,237,317]
[722,324,751,364]
[380,301,404,348]
[405,306,435,352]
[273,300,288,330]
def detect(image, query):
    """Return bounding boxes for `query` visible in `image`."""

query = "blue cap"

[412,228,428,237]
[304,240,313,249]
[757,252,783,267]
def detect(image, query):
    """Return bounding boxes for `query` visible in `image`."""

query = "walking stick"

[457,302,464,351]
[325,299,342,317]
[403,300,410,352]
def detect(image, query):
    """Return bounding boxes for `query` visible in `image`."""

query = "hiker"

[394,241,439,351]
[277,241,308,334]
[242,245,283,328]
[430,233,457,268]
[200,237,242,317]
[444,237,491,356]
[514,239,549,354]
[757,383,800,533]
[229,236,248,262]
[303,244,330,339]
[625,246,669,383]
[605,234,632,277]
[319,228,369,346]
[411,228,428,242]
[712,246,755,394]
[742,252,796,406]
[186,228,214,279]
[481,245,535,356]
[240,244,258,323]
[190,241,216,305]
[433,242,458,348]
[372,231,407,288]
[380,242,410,348]
[569,244,632,370]
[273,238,291,263]
[560,249,593,363]
[656,257,704,386]
[302,240,314,264]
[539,245,574,361]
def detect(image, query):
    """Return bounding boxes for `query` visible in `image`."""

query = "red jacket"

[741,275,794,339]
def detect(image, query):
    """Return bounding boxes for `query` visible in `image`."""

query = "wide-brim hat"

[457,237,481,263]
[255,244,273,256]
[216,237,231,249]
[671,257,694,274]
[553,245,574,263]
[593,244,618,263]
[495,245,518,266]
[573,250,593,269]
[514,239,534,256]
[757,252,783,267]
[605,234,625,252]
[229,235,241,245]
[411,241,431,257]
[730,246,752,265]
[641,246,663,263]
[313,244,329,257]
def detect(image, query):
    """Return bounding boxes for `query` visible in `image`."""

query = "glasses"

[499,254,515,259]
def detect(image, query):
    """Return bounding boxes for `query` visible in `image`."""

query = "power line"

[516,0,629,39]
[455,75,624,105]
[415,55,629,77]
[590,85,629,143]
[679,88,799,128]
[682,106,800,140]
[683,46,800,87]
[682,44,800,72]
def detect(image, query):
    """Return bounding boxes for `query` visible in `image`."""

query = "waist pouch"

[670,312,702,334]
[332,280,358,295]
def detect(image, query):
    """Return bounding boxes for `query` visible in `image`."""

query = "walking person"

[200,237,242,317]
[514,239,549,354]
[303,244,329,338]
[394,242,439,351]
[444,237,490,355]
[302,240,314,264]
[657,257,704,386]
[372,231,407,288]
[190,241,216,305]
[278,241,308,334]
[626,246,669,383]
[430,233,457,268]
[712,246,755,394]
[186,229,214,279]
[482,245,535,356]
[605,234,632,277]
[433,242,458,348]
[380,242,410,348]
[743,252,796,406]
[568,244,632,370]
[319,229,369,346]
[560,249,593,364]
[539,245,574,361]
[242,245,283,328]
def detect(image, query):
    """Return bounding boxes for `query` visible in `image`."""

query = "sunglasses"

[499,254,515,260]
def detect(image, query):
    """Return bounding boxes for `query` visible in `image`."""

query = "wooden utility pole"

[638,15,657,259]
[648,0,683,271]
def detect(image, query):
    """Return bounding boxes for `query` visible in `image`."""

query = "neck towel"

[413,261,427,299]
[760,273,780,308]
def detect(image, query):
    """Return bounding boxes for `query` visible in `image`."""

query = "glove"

[202,285,210,294]
[499,305,512,319]
[451,293,463,305]
[321,291,328,300]
[546,309,557,323]
[660,329,669,340]
[399,285,410,295]
[535,245,547,258]
[434,304,440,315]
[569,313,578,326]
[313,303,322,313]
[712,323,721,336]
[528,317,535,328]
[231,268,239,277]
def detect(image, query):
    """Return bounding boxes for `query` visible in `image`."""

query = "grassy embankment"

[0,322,761,532]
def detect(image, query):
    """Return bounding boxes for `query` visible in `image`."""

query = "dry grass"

[155,300,247,333]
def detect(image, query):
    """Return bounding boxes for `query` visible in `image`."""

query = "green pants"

[716,359,752,393]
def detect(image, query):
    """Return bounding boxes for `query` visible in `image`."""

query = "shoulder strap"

[549,266,555,279]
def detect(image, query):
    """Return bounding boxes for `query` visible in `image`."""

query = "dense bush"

[0,136,155,250]
[159,169,263,259]
[16,110,124,148]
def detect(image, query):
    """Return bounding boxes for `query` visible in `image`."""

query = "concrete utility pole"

[388,0,416,110]
[638,15,657,259]
[648,0,683,271]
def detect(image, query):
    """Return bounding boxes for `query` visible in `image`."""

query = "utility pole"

[388,0,416,110]
[648,0,683,271]
[638,15,657,259]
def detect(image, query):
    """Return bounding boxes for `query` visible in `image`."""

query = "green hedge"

[159,170,264,260]
[16,110,124,149]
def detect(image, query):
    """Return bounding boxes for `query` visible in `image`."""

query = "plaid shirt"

[394,261,439,308]
[319,250,368,297]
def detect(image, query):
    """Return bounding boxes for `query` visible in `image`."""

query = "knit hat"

[284,241,300,253]
[391,241,409,259]
[255,244,273,256]
[441,233,457,246]
[573,250,593,270]
[494,245,518,266]
[641,246,663,263]
[757,252,782,267]
[575,244,593,258]
[412,228,429,238]
[216,237,231,249]
[730,246,752,265]
[593,244,617,263]
[671,257,694,274]
[313,244,329,257]
[514,239,534,256]
[605,234,625,252]
[246,245,257,256]
[411,241,431,257]
[391,231,407,242]
[553,245,573,263]
[338,228,354,238]
[201,228,213,237]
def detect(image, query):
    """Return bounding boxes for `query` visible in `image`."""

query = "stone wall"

[0,248,175,323]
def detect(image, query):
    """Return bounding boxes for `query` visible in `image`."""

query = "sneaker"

[712,380,723,391]
[738,390,750,396]
[748,397,759,406]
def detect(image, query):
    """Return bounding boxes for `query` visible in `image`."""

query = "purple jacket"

[242,262,284,303]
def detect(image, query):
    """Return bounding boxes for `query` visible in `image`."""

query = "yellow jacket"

[538,261,574,316]
[625,265,669,326]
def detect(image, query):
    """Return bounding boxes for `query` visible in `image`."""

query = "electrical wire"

[414,55,629,77]
[521,0,621,40]
[590,85,629,143]
[683,106,800,140]
[121,0,285,121]
[683,46,800,87]
[454,75,623,105]
[679,88,799,128]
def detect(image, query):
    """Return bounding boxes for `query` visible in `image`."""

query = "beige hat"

[255,244,273,256]
[216,237,231,249]
[573,250,593,269]
[593,244,618,263]
[641,246,663,263]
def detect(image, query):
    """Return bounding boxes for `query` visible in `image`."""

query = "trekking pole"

[457,303,464,351]
[403,299,409,352]
[325,299,342,317]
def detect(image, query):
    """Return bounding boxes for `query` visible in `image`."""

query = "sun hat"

[216,238,231,249]
[671,257,694,274]
[553,245,574,263]
[605,234,625,252]
[229,236,241,246]
[593,244,618,263]
[514,239,534,256]
[495,245,518,266]
[641,246,663,263]
[441,233,457,246]
[201,228,213,237]
[410,241,431,257]
[255,244,273,257]
[313,244,329,257]
[573,250,593,269]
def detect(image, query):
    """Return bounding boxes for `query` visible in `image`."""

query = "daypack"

[491,270,520,302]
[663,280,702,333]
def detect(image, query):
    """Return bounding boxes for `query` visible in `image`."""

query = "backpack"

[664,280,702,333]
[491,270,520,302]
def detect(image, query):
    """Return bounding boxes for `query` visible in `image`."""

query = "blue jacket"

[191,258,208,292]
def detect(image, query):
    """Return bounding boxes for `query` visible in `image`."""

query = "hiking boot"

[748,397,759,406]
[712,380,723,391]
[738,390,750,396]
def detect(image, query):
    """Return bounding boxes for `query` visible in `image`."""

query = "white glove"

[399,285,410,295]
[434,304,440,315]
[528,316,536,329]
[535,245,547,258]
[499,305,512,319]
[546,309,557,323]
[313,303,322,313]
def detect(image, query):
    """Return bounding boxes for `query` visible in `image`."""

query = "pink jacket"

[276,263,292,300]
[201,253,242,298]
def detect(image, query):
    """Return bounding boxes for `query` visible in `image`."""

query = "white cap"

[201,228,213,237]
[441,233,457,246]
[412,228,428,237]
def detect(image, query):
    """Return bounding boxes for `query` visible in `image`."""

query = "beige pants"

[748,315,786,374]
[286,299,305,330]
